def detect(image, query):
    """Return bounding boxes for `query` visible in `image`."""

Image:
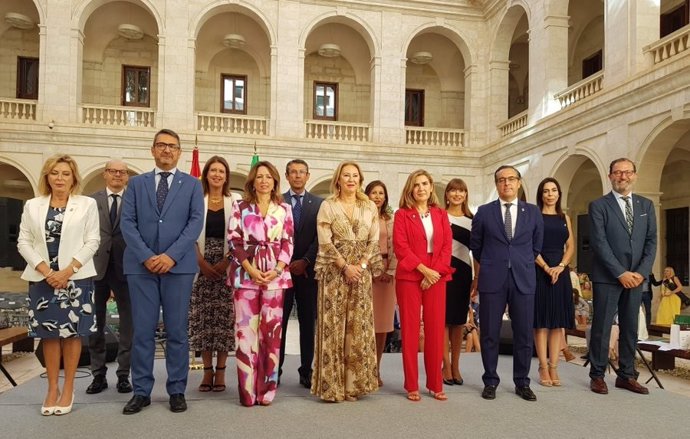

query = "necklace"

[210,197,222,203]
[417,206,430,218]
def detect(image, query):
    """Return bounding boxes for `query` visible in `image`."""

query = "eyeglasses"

[288,170,309,176]
[496,176,519,184]
[611,170,635,177]
[105,169,128,176]
[153,142,181,151]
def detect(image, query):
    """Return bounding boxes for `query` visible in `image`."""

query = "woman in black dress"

[533,177,575,387]
[442,178,473,386]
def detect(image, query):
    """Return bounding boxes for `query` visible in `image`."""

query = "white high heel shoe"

[41,404,56,416]
[54,393,74,416]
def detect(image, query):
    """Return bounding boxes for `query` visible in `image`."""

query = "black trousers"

[279,275,317,377]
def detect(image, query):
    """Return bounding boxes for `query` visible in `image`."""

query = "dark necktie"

[621,196,633,235]
[504,202,513,241]
[157,172,171,211]
[292,194,303,229]
[109,194,119,226]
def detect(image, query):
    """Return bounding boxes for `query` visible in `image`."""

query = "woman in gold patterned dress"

[311,161,383,402]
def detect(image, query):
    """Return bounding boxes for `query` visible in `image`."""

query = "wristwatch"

[71,265,80,274]
[360,262,368,270]
[558,263,565,268]
[275,265,284,275]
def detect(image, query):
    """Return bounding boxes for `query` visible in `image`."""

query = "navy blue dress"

[533,214,574,329]
[27,207,96,339]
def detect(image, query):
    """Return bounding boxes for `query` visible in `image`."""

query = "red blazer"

[393,205,453,282]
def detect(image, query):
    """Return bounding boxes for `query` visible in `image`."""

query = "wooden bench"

[0,326,33,387]
[637,340,690,371]
[648,324,671,337]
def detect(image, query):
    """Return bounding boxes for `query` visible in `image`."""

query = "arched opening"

[0,0,40,103]
[568,1,604,85]
[310,179,332,199]
[0,161,33,269]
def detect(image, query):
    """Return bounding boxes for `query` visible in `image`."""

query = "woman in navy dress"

[442,178,473,386]
[533,177,574,387]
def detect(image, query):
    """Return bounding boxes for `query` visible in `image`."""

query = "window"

[221,74,247,114]
[16,57,39,100]
[660,1,689,38]
[582,50,603,79]
[405,89,424,126]
[122,65,151,107]
[313,82,337,120]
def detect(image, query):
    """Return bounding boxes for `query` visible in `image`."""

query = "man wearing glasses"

[470,165,543,402]
[588,158,656,395]
[120,129,204,414]
[86,160,134,396]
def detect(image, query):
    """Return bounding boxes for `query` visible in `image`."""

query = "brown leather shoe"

[590,378,608,394]
[615,377,649,395]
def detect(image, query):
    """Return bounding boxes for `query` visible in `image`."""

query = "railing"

[81,104,155,127]
[305,120,370,142]
[0,98,36,120]
[405,127,464,147]
[197,112,267,135]
[554,71,604,108]
[644,25,690,64]
[498,110,528,137]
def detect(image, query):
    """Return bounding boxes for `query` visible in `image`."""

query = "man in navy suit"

[120,129,204,414]
[470,165,543,401]
[279,159,323,388]
[588,158,656,395]
[87,160,133,395]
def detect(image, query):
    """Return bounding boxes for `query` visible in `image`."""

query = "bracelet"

[45,269,54,277]
[558,262,566,268]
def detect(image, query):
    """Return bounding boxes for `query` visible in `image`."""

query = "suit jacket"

[470,199,543,294]
[283,190,323,278]
[120,170,204,275]
[382,216,398,276]
[197,193,240,256]
[588,192,657,292]
[393,205,453,282]
[17,195,100,281]
[90,189,126,282]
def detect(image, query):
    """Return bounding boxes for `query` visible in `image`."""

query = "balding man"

[86,160,133,395]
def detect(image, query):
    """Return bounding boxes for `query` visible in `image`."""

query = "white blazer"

[17,195,100,281]
[197,193,240,256]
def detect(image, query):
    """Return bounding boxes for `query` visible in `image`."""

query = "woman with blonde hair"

[311,161,383,402]
[655,266,683,325]
[18,154,100,415]
[393,169,453,401]
[227,160,293,406]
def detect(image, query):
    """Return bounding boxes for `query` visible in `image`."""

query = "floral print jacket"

[227,199,294,290]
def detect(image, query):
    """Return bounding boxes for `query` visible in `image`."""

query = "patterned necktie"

[157,172,171,211]
[292,194,302,229]
[109,194,119,226]
[504,202,513,241]
[622,196,633,235]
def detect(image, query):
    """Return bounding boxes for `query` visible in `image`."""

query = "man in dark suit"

[120,129,204,414]
[86,160,133,395]
[470,165,543,402]
[588,158,656,395]
[279,159,323,388]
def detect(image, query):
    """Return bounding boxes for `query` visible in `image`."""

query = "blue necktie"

[109,194,119,226]
[157,172,171,211]
[292,194,302,229]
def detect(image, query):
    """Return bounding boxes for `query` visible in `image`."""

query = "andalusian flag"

[250,141,259,168]
[190,135,201,178]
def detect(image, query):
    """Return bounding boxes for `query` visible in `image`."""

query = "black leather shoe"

[515,386,537,401]
[299,374,312,389]
[481,385,497,400]
[169,394,187,413]
[122,395,150,415]
[86,375,108,394]
[116,377,133,394]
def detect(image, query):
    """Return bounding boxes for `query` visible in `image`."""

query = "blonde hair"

[328,161,369,202]
[38,154,82,196]
[399,169,440,209]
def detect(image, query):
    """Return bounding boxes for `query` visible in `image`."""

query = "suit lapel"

[145,172,157,213]
[96,191,112,233]
[161,172,183,215]
[514,200,527,238]
[113,188,125,231]
[62,196,78,232]
[605,192,629,231]
[492,200,509,242]
[37,196,50,251]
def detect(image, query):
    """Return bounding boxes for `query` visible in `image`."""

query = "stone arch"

[309,176,333,199]
[491,3,531,63]
[72,0,163,34]
[550,149,607,206]
[635,115,690,194]
[191,1,276,46]
[0,158,36,199]
[299,11,379,59]
[401,23,473,68]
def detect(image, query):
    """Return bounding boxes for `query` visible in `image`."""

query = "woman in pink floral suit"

[227,161,294,406]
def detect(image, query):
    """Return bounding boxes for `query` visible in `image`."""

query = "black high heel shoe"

[443,378,455,386]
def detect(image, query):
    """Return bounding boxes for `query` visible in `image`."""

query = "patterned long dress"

[311,198,383,401]
[28,207,96,338]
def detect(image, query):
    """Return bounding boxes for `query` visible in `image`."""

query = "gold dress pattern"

[311,198,383,401]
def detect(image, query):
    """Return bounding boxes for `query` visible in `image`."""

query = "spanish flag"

[190,146,201,179]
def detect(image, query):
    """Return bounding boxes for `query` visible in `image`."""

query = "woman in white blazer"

[188,156,240,392]
[17,155,100,416]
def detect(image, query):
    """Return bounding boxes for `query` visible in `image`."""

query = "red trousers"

[396,278,446,393]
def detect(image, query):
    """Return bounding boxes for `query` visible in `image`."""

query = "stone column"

[272,1,303,138]
[529,14,569,119]
[488,60,510,142]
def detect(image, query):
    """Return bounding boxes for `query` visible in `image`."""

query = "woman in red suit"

[393,169,453,402]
